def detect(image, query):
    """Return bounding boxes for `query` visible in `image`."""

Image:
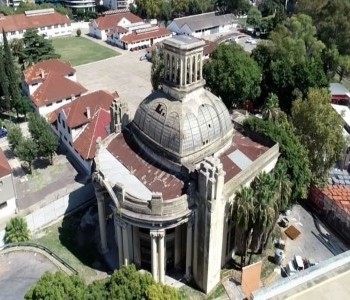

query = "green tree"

[22,29,60,66]
[274,161,293,212]
[262,93,280,122]
[28,112,48,143]
[216,0,251,14]
[7,124,23,151]
[14,96,31,120]
[338,55,350,82]
[252,14,328,112]
[25,272,86,300]
[16,138,38,173]
[151,48,164,91]
[146,283,180,300]
[244,116,311,201]
[37,127,58,164]
[232,186,255,267]
[2,29,22,112]
[10,38,25,69]
[161,1,173,25]
[250,172,278,253]
[4,217,30,244]
[291,88,346,183]
[247,6,262,28]
[203,43,261,108]
[0,47,11,111]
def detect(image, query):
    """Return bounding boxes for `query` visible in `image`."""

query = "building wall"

[63,0,96,13]
[53,113,92,175]
[0,174,16,219]
[102,0,133,9]
[2,23,72,42]
[37,95,78,116]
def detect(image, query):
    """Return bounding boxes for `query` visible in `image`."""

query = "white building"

[0,149,16,219]
[0,9,72,42]
[63,0,96,13]
[89,10,171,50]
[102,0,134,10]
[22,59,87,116]
[167,11,238,38]
[48,90,118,175]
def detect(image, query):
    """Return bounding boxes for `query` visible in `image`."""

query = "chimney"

[40,69,45,79]
[86,106,91,119]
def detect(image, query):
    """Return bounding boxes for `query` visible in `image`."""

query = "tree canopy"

[25,265,180,300]
[251,14,328,112]
[244,116,311,201]
[291,88,346,183]
[4,217,30,244]
[203,43,261,108]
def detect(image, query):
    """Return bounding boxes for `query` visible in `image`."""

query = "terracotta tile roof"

[0,11,70,33]
[107,130,186,200]
[203,40,218,56]
[220,132,270,183]
[74,108,111,160]
[48,90,117,128]
[30,73,87,108]
[93,12,143,30]
[322,185,350,215]
[0,148,11,178]
[121,27,171,44]
[23,59,75,85]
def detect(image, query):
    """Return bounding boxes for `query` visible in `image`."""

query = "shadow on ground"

[59,204,108,273]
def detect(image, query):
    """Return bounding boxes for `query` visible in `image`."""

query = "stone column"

[116,223,123,267]
[186,218,194,279]
[97,194,108,253]
[199,55,203,79]
[150,230,158,281]
[194,55,198,83]
[158,229,165,284]
[174,226,182,267]
[184,57,188,85]
[174,55,178,84]
[122,226,129,265]
[133,226,141,267]
[180,58,184,86]
[189,55,193,84]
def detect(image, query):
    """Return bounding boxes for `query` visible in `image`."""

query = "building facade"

[63,0,96,13]
[102,0,134,10]
[167,12,238,38]
[0,149,16,219]
[0,9,72,42]
[93,35,279,293]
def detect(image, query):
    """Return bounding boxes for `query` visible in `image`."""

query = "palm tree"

[262,93,280,122]
[251,172,279,253]
[4,217,30,244]
[232,186,255,267]
[274,161,293,213]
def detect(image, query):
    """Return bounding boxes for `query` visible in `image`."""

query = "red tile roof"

[93,12,143,30]
[220,132,270,183]
[107,131,186,200]
[0,148,11,178]
[121,27,171,44]
[48,90,117,160]
[30,73,87,108]
[74,108,111,160]
[322,185,350,215]
[23,59,75,85]
[203,40,218,56]
[48,90,117,128]
[0,11,70,33]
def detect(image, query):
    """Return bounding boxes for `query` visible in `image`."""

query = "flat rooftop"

[220,132,270,183]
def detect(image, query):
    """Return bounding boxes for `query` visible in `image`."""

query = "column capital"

[150,229,165,238]
[115,217,127,229]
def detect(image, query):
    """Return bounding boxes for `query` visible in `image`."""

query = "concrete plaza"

[75,50,152,119]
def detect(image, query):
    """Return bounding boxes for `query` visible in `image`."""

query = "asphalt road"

[0,251,58,299]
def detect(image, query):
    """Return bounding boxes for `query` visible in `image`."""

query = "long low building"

[89,10,171,50]
[0,8,72,42]
[167,11,238,38]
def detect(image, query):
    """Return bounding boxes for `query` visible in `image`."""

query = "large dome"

[132,87,233,167]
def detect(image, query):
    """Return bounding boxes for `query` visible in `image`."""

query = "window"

[11,31,15,35]
[46,103,53,107]
[56,100,62,104]
[32,83,38,86]
[19,30,23,34]
[58,115,61,123]
[64,136,67,141]
[69,141,72,146]
[41,27,45,31]
[66,97,71,101]
[68,127,71,134]
[62,120,66,129]
[0,202,7,210]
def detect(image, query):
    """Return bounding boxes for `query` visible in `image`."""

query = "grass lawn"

[31,208,106,282]
[52,37,119,66]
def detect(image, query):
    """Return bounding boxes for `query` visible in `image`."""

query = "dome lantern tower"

[162,35,206,101]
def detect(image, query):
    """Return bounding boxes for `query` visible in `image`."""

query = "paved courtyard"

[75,49,152,119]
[0,251,58,300]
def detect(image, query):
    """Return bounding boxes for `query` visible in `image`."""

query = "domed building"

[93,35,279,293]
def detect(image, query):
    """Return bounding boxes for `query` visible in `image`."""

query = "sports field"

[52,37,119,66]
